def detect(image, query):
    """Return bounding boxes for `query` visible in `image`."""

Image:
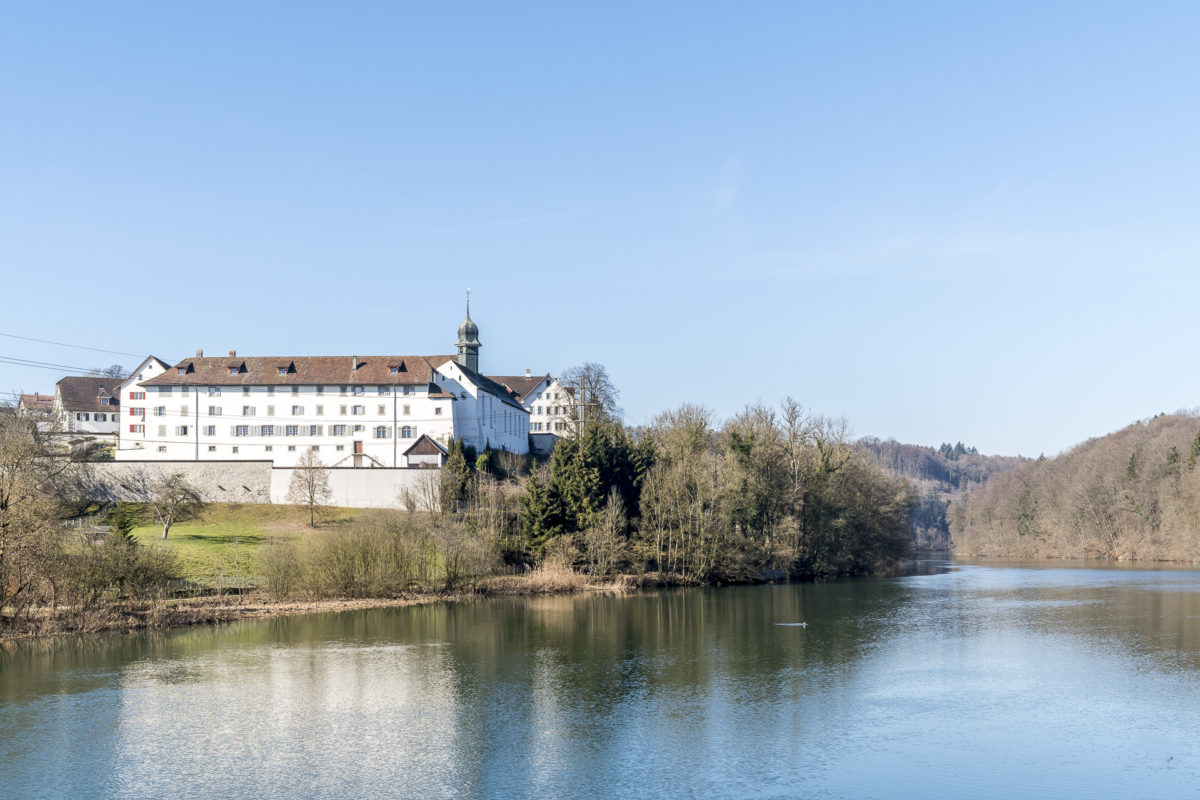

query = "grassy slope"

[132,504,365,582]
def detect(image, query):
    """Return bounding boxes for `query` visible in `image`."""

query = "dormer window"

[278,367,287,376]
[229,367,238,375]
[100,397,110,405]
[352,386,364,396]
[177,367,186,375]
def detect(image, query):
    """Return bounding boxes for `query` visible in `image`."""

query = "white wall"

[116,382,456,467]
[270,466,438,508]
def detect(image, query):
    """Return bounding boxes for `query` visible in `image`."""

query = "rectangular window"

[154,407,165,416]
[242,406,255,416]
[235,425,249,437]
[100,397,110,406]
[286,425,299,436]
[336,445,344,451]
[339,386,348,395]
[96,413,107,421]
[208,406,221,416]
[266,405,275,416]
[310,445,319,451]
[316,386,324,396]
[205,425,216,436]
[278,368,287,376]
[377,405,386,415]
[176,367,185,375]
[232,446,239,454]
[353,386,364,396]
[229,367,238,376]
[291,385,299,395]
[288,445,296,452]
[402,386,412,396]
[434,407,442,416]
[158,446,167,452]
[292,405,303,416]
[176,425,189,436]
[308,425,321,436]
[378,386,390,395]
[315,405,324,416]
[267,386,275,395]
[403,405,411,416]
[180,405,189,417]
[208,445,216,452]
[374,425,389,439]
[332,425,347,436]
[265,445,273,452]
[160,387,172,394]
[129,391,144,400]
[339,405,347,416]
[352,405,364,415]
[262,425,274,436]
[243,387,251,396]
[208,387,221,396]
[353,425,363,433]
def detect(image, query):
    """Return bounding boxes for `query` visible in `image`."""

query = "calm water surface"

[4,560,1200,799]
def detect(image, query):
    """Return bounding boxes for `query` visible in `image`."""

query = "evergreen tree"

[441,439,473,512]
[109,502,140,542]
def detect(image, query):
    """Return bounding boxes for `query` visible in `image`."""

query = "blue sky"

[3,2,1199,456]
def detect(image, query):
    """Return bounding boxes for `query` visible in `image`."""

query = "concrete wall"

[270,466,440,509]
[82,460,274,504]
[82,460,441,509]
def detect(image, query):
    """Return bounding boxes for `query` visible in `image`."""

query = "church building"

[115,304,529,467]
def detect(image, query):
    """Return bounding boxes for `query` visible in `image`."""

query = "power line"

[0,355,100,373]
[0,332,144,359]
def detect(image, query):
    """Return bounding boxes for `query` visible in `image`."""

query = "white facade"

[53,377,121,437]
[116,356,170,456]
[119,378,463,468]
[527,378,575,437]
[435,361,532,454]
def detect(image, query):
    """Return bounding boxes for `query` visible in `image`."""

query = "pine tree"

[109,502,140,542]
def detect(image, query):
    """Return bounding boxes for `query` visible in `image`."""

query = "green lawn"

[131,503,365,583]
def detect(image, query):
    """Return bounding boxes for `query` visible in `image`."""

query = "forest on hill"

[856,438,1026,549]
[951,413,1200,562]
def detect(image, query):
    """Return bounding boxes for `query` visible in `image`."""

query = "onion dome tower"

[456,290,481,372]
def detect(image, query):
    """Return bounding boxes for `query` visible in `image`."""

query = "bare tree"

[127,470,205,539]
[559,362,623,430]
[287,449,334,526]
[88,364,128,378]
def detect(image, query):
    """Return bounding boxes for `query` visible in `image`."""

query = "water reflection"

[3,563,1200,799]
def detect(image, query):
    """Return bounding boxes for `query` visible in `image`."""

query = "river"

[3,560,1200,799]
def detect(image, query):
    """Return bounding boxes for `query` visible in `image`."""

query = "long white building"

[116,308,529,467]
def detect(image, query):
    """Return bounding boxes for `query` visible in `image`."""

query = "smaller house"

[17,392,55,418]
[404,434,448,468]
[490,370,577,453]
[55,376,122,437]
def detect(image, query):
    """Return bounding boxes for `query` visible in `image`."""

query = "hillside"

[951,413,1200,562]
[857,437,1026,550]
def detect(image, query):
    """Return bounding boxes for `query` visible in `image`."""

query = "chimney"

[525,368,531,377]
[229,349,236,357]
[195,349,203,357]
[352,356,358,370]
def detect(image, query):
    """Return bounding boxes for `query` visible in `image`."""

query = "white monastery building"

[488,371,576,453]
[115,306,530,467]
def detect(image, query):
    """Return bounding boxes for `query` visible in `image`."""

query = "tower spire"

[456,290,481,372]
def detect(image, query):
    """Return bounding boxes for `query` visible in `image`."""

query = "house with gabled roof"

[489,370,576,453]
[54,376,121,437]
[115,303,530,468]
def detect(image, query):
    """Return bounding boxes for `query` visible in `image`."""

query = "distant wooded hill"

[950,413,1200,562]
[856,437,1027,550]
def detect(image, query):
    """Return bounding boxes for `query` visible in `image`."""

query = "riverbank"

[0,565,654,641]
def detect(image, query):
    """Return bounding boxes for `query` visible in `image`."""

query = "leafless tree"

[287,449,334,527]
[559,362,623,429]
[126,469,205,539]
[88,364,128,379]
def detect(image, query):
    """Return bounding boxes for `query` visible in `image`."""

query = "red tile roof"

[56,377,121,412]
[18,393,54,412]
[145,355,457,387]
[488,374,549,402]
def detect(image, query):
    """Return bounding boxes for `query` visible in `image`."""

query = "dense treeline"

[521,400,913,581]
[857,437,1025,549]
[952,413,1200,561]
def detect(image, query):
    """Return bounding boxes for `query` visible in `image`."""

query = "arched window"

[400,426,413,438]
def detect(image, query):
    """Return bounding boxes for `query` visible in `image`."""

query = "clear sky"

[3,2,1199,457]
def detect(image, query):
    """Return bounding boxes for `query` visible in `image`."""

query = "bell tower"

[455,290,481,372]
